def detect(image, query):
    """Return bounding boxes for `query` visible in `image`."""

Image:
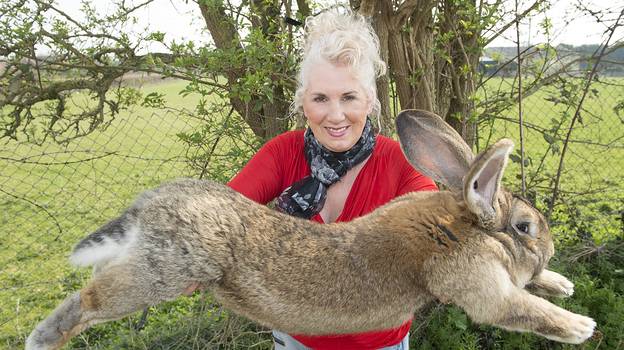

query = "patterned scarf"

[276,118,376,218]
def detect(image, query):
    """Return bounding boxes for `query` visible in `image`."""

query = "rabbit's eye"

[515,222,530,234]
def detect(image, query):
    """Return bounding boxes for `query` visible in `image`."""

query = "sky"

[49,0,624,53]
[487,0,623,47]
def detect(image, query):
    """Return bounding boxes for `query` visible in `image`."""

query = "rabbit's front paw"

[565,313,596,344]
[529,270,575,298]
[550,273,574,297]
[547,313,596,344]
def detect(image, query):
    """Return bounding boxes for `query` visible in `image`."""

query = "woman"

[228,8,437,350]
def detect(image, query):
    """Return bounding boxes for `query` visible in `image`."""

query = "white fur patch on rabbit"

[69,225,138,267]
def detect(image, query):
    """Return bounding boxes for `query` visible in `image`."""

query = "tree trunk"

[436,0,481,148]
[355,0,393,135]
[358,0,451,138]
[199,2,265,139]
[199,1,295,141]
[250,0,292,138]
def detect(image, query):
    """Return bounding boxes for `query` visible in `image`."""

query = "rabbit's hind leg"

[25,291,85,350]
[26,262,184,350]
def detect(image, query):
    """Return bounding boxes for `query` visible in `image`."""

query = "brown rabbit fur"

[26,110,595,350]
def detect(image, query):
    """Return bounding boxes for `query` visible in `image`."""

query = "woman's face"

[303,60,372,153]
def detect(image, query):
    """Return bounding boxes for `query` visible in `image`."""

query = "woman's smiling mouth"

[325,126,350,137]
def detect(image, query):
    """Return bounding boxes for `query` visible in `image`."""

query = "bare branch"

[483,0,545,47]
[0,187,63,239]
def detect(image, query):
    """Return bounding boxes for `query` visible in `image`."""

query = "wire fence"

[0,94,199,345]
[477,75,624,243]
[1,72,623,348]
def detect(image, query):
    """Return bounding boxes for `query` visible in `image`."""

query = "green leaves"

[448,306,469,331]
[614,100,624,120]
[509,150,531,167]
[146,31,165,43]
[141,92,166,108]
[542,132,555,145]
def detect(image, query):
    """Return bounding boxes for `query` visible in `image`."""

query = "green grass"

[1,77,623,349]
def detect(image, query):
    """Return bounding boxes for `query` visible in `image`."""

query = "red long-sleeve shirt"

[228,130,437,349]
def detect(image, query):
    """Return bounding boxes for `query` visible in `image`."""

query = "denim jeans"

[272,330,410,350]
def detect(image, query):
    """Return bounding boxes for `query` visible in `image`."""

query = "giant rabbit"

[26,110,595,349]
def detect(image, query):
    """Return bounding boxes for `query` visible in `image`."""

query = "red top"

[228,130,437,349]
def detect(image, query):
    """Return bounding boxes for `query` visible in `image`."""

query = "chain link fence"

[1,79,200,346]
[1,70,623,348]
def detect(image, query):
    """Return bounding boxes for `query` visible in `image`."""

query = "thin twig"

[198,107,234,179]
[515,0,526,197]
[134,308,150,331]
[483,0,545,47]
[0,151,117,165]
[0,187,63,239]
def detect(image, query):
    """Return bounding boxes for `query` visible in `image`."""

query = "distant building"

[479,56,498,76]
[479,56,519,77]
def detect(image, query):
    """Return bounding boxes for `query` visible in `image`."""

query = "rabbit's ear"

[396,109,475,190]
[463,139,514,224]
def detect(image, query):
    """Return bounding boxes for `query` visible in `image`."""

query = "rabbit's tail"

[69,211,138,267]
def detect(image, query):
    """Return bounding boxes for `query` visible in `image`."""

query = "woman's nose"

[326,100,345,122]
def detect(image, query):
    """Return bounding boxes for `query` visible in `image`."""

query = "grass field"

[1,77,623,349]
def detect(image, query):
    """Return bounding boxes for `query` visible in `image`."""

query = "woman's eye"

[515,222,530,234]
[313,96,327,102]
[342,95,356,101]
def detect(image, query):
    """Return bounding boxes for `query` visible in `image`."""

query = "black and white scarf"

[276,118,376,218]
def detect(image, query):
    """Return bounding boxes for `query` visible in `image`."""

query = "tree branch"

[483,0,545,47]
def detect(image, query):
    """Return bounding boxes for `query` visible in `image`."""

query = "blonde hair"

[292,8,387,119]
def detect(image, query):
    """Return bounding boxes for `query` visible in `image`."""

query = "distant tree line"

[482,44,624,77]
